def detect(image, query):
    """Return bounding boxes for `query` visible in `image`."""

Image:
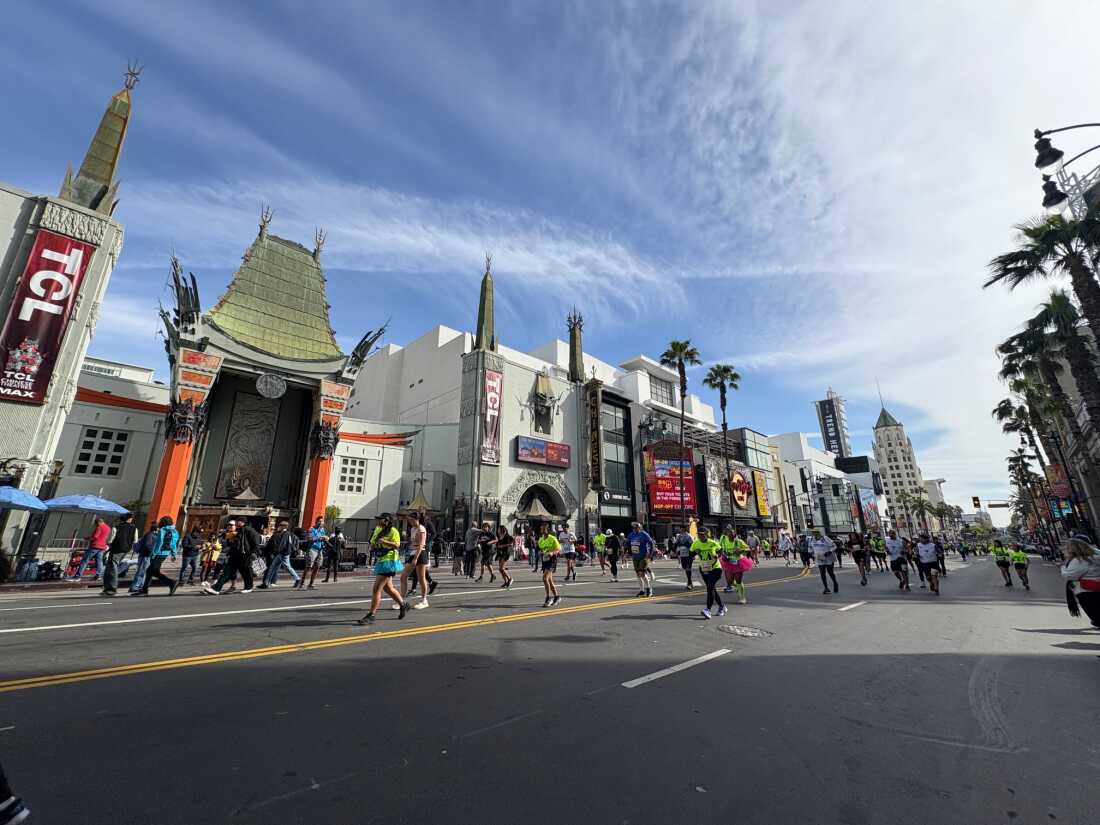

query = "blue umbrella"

[42,494,129,515]
[0,487,47,512]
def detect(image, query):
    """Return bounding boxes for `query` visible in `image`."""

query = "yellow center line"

[0,569,809,693]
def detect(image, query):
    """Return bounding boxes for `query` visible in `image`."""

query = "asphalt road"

[0,555,1096,825]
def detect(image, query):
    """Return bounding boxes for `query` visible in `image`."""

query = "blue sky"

[4,0,1099,518]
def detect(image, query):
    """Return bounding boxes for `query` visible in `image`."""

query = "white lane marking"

[0,726,14,732]
[837,601,867,612]
[0,601,113,613]
[0,580,590,635]
[458,710,544,739]
[622,649,731,689]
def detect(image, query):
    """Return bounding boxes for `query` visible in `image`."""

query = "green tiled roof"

[874,407,900,429]
[207,233,344,361]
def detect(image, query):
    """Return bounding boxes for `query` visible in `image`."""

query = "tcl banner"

[480,369,503,464]
[0,230,96,405]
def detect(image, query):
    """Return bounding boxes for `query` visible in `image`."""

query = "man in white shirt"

[558,527,578,581]
[778,533,794,567]
[914,533,940,595]
[810,531,838,594]
[884,530,910,592]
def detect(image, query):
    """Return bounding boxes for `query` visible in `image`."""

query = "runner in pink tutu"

[719,523,752,604]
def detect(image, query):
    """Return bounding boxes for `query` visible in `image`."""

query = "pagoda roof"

[206,232,344,362]
[874,407,901,429]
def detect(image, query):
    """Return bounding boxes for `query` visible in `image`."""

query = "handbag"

[251,556,268,577]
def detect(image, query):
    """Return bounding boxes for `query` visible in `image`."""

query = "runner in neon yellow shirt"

[990,539,1013,587]
[1010,545,1031,590]
[538,523,562,607]
[692,528,727,619]
[356,513,408,625]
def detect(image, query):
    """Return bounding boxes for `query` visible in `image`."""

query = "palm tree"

[895,490,915,538]
[703,364,742,497]
[1026,290,1100,434]
[660,340,702,528]
[991,397,1048,469]
[998,328,1085,449]
[986,212,1100,346]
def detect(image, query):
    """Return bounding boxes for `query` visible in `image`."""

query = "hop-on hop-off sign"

[0,230,96,405]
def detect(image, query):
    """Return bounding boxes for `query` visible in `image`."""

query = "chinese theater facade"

[150,211,381,534]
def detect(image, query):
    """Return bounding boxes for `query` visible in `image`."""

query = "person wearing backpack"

[136,516,179,596]
[100,514,137,597]
[128,523,159,594]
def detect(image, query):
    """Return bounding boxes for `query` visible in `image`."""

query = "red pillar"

[148,438,194,528]
[301,455,333,528]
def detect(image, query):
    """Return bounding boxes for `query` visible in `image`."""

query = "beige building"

[872,406,932,536]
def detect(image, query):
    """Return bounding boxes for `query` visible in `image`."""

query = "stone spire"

[474,253,496,352]
[567,308,584,383]
[59,62,141,215]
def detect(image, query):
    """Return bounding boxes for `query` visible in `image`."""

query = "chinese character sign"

[0,230,96,405]
[480,369,503,464]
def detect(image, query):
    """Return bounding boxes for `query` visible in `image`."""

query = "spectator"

[100,514,137,597]
[70,516,111,581]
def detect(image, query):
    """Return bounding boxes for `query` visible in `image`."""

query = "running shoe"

[823,588,831,594]
[552,596,561,606]
[308,584,316,590]
[636,590,646,597]
[723,586,733,593]
[169,582,178,596]
[398,602,409,619]
[356,613,375,625]
[201,582,219,595]
[718,606,728,616]
[543,597,552,607]
[645,590,653,597]
[701,609,712,619]
[413,599,429,609]
[739,597,747,605]
[0,795,30,825]
[429,581,438,595]
[240,588,253,594]
[391,601,401,610]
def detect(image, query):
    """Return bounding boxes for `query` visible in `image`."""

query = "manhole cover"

[718,624,773,638]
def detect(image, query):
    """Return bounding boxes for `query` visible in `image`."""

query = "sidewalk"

[0,562,378,593]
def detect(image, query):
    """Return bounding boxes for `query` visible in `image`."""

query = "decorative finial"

[484,252,492,275]
[259,204,273,238]
[876,378,885,408]
[566,307,583,331]
[124,60,144,91]
[313,228,327,261]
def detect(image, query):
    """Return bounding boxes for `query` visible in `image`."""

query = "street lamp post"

[1031,124,1100,218]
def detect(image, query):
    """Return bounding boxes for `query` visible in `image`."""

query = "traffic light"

[972,496,981,510]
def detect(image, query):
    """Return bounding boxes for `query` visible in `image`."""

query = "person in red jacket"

[70,516,111,581]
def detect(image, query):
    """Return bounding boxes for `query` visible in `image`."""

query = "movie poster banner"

[480,369,503,464]
[752,469,770,518]
[0,230,96,405]
[644,442,696,513]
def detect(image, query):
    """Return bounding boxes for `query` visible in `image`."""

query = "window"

[649,375,676,407]
[338,456,367,494]
[73,427,129,477]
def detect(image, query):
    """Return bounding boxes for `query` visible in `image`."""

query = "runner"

[870,534,888,572]
[885,529,910,591]
[537,523,562,606]
[906,537,926,588]
[675,527,695,590]
[847,532,868,586]
[495,524,515,588]
[627,521,654,597]
[604,529,620,582]
[778,532,794,567]
[935,536,948,577]
[559,525,578,582]
[719,525,750,598]
[356,513,408,624]
[797,533,812,569]
[990,539,1013,587]
[693,527,727,619]
[475,521,496,583]
[810,529,838,594]
[914,532,940,595]
[399,512,431,610]
[1010,543,1031,590]
[593,530,607,576]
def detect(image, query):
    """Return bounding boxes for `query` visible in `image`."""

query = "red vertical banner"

[0,230,96,405]
[480,369,502,464]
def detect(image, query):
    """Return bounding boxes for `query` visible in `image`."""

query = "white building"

[769,432,880,536]
[0,73,137,556]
